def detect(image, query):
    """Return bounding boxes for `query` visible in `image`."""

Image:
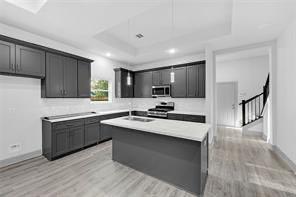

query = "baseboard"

[272,145,296,174]
[0,150,42,168]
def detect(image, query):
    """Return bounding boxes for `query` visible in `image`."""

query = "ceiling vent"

[136,34,144,39]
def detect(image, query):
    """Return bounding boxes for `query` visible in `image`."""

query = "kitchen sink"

[124,116,154,122]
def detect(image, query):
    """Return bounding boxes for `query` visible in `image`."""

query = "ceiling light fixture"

[4,0,47,14]
[169,0,176,83]
[105,52,111,57]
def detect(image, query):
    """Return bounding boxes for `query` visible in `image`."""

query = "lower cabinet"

[42,112,129,160]
[168,113,206,123]
[53,128,69,157]
[100,124,112,141]
[84,123,100,146]
[69,126,84,151]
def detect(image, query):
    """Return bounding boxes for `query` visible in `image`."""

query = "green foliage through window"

[91,80,109,101]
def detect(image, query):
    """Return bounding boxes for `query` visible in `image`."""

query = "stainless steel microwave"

[152,85,170,97]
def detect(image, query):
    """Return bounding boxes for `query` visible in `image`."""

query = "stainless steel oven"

[152,85,170,97]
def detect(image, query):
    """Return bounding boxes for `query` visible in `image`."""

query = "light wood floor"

[1,127,296,197]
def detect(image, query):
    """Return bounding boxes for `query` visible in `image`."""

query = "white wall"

[0,23,132,162]
[132,53,207,113]
[276,18,296,165]
[216,56,269,126]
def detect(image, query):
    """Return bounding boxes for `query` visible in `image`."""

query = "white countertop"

[42,109,129,123]
[101,116,211,142]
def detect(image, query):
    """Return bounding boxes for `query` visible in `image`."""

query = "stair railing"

[240,74,270,126]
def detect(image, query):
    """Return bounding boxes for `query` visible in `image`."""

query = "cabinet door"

[171,67,187,98]
[183,114,206,123]
[78,61,91,98]
[53,128,69,157]
[63,57,77,98]
[45,53,64,97]
[187,65,197,97]
[197,64,206,98]
[167,113,184,121]
[69,126,84,151]
[15,45,45,78]
[134,71,152,98]
[161,69,171,85]
[100,124,112,141]
[85,123,100,146]
[0,40,15,74]
[152,71,161,86]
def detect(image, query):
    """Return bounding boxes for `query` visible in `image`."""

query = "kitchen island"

[101,116,211,196]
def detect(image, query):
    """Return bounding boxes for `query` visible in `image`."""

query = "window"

[91,80,109,101]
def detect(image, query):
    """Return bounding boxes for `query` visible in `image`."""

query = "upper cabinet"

[114,68,134,98]
[0,40,45,78]
[42,53,87,98]
[0,40,15,74]
[77,61,91,98]
[15,45,45,78]
[152,69,171,86]
[114,61,205,99]
[134,71,152,98]
[196,64,205,98]
[186,63,206,98]
[0,35,93,98]
[171,66,187,98]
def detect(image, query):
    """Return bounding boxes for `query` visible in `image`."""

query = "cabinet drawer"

[53,119,84,130]
[167,113,184,121]
[183,115,206,123]
[84,117,100,125]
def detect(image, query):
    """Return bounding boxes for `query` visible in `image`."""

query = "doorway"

[217,82,237,127]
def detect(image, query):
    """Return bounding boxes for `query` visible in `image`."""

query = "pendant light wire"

[127,19,132,86]
[170,0,175,83]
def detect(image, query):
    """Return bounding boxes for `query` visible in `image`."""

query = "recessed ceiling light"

[105,52,111,57]
[168,48,177,54]
[4,0,47,14]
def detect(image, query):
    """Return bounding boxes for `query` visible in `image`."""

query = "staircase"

[240,74,269,127]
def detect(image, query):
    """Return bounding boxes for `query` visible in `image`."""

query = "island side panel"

[106,124,207,195]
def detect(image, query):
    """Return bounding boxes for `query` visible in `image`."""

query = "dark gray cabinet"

[43,53,79,98]
[53,128,69,157]
[85,123,100,146]
[15,45,45,77]
[171,67,187,98]
[134,71,152,98]
[43,53,64,97]
[63,57,77,97]
[0,41,45,78]
[0,35,93,81]
[168,113,206,123]
[187,65,197,97]
[42,111,128,160]
[197,64,206,98]
[152,69,171,86]
[0,40,15,74]
[78,61,91,98]
[186,64,206,98]
[69,126,84,151]
[114,68,134,98]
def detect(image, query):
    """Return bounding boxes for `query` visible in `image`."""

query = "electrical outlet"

[9,144,21,152]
